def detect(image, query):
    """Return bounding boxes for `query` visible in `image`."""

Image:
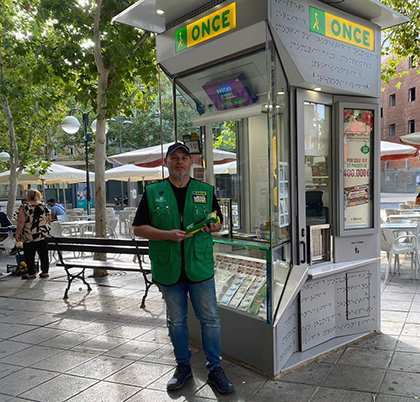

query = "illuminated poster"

[343,109,373,229]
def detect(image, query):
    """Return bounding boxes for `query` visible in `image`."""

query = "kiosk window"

[304,102,331,227]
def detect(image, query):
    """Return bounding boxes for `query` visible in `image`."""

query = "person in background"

[15,189,51,279]
[133,143,234,395]
[47,198,66,221]
[415,191,420,206]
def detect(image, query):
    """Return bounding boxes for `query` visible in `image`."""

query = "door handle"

[300,240,306,264]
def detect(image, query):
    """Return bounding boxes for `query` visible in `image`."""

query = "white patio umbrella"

[381,140,418,161]
[107,142,236,167]
[214,161,237,174]
[105,165,168,182]
[399,133,420,150]
[0,163,95,185]
[0,163,95,208]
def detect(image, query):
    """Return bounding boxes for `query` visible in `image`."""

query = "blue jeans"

[159,277,222,370]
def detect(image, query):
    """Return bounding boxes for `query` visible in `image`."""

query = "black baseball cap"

[47,198,56,203]
[166,142,191,158]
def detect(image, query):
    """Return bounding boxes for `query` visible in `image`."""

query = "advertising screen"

[203,73,258,111]
[343,108,373,230]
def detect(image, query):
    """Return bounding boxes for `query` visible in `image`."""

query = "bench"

[48,236,158,307]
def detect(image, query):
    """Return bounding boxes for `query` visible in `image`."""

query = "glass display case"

[172,39,291,324]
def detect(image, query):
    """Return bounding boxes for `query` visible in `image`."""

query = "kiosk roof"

[113,0,407,33]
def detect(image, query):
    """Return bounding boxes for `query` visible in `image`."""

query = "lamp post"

[61,110,93,214]
[108,111,133,210]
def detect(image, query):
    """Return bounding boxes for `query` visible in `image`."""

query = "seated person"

[0,211,12,242]
[47,198,66,221]
[416,192,420,206]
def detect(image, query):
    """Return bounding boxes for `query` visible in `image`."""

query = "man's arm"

[134,225,191,242]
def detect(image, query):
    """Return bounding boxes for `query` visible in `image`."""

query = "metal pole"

[83,113,91,215]
[118,111,124,210]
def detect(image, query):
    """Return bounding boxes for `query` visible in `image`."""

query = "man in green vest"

[133,142,234,395]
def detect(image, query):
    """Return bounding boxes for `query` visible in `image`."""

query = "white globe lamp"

[61,116,81,134]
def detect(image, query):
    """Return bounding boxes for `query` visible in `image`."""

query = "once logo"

[175,3,236,53]
[309,6,374,51]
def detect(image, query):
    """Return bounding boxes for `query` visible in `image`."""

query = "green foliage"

[381,0,420,85]
[213,121,236,152]
[0,0,66,168]
[36,0,158,117]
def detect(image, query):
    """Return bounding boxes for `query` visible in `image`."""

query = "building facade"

[381,55,420,193]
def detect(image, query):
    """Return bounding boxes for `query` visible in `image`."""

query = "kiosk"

[114,0,406,376]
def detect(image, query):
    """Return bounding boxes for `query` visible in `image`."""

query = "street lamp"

[0,152,10,162]
[61,110,93,214]
[108,111,133,209]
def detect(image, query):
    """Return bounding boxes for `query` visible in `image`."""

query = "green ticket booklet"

[185,212,220,234]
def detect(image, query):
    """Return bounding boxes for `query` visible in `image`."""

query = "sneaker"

[207,366,235,394]
[167,364,192,391]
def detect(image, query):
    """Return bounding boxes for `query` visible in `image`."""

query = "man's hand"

[202,211,222,233]
[168,229,193,242]
[203,222,222,233]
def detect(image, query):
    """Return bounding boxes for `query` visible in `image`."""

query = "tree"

[36,0,158,244]
[380,1,420,85]
[0,0,65,218]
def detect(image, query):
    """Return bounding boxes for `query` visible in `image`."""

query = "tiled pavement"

[1,237,420,400]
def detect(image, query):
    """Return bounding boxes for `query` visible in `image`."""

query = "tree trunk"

[92,0,109,277]
[0,44,19,220]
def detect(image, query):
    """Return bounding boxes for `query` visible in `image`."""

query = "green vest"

[147,179,215,285]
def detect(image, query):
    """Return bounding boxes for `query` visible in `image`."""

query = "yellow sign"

[176,3,236,52]
[310,7,374,51]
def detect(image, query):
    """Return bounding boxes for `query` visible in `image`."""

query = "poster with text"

[343,108,373,229]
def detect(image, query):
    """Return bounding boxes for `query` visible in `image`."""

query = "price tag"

[184,140,201,155]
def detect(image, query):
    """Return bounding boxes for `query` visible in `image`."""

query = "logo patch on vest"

[155,190,166,203]
[192,191,207,204]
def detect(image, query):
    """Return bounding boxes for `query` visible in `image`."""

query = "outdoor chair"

[385,208,400,222]
[106,218,118,238]
[406,201,415,208]
[380,228,418,284]
[399,203,412,210]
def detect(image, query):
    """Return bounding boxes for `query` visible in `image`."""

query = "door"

[296,89,333,266]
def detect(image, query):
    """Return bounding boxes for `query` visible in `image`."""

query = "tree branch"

[131,31,151,55]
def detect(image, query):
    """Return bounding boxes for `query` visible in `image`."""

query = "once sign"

[175,3,236,53]
[310,6,374,52]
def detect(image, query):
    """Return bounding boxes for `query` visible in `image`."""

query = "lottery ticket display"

[214,253,267,317]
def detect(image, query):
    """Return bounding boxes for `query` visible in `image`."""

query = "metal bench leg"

[141,283,150,308]
[63,268,92,299]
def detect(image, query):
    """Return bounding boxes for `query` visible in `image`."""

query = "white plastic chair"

[385,209,400,222]
[381,228,418,284]
[406,201,415,208]
[57,215,70,222]
[106,218,118,238]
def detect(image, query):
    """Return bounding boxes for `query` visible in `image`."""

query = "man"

[47,198,66,221]
[133,143,234,395]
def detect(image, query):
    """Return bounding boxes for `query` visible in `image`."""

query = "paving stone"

[338,346,393,369]
[349,333,398,351]
[322,364,386,393]
[380,370,420,397]
[389,351,420,373]
[310,387,373,402]
[380,300,412,312]
[0,367,58,396]
[19,373,97,402]
[245,380,316,402]
[106,360,172,387]
[64,380,139,402]
[67,355,134,380]
[381,310,408,322]
[279,361,333,386]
